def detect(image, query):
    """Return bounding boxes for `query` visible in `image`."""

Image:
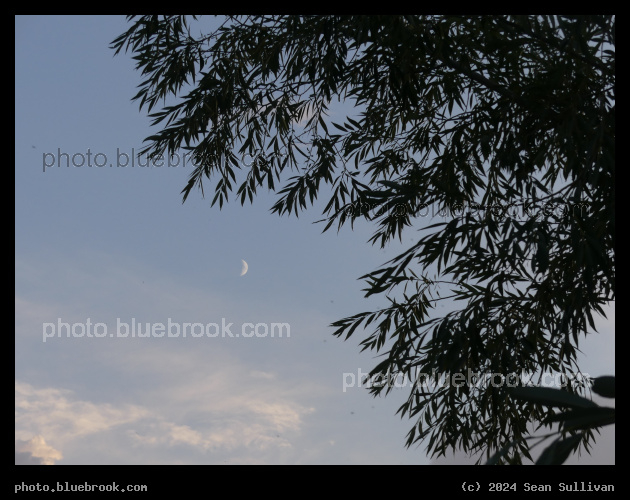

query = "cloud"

[15,436,62,465]
[15,381,149,443]
[15,365,315,464]
[112,348,316,456]
[15,381,150,464]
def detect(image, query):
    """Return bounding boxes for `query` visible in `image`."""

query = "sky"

[15,15,614,465]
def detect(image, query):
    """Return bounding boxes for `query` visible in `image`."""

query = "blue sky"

[15,15,614,465]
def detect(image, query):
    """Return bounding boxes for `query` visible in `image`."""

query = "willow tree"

[112,15,615,464]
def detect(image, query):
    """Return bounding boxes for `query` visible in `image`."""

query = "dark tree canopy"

[112,15,615,464]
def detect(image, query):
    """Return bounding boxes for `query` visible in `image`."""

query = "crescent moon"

[240,259,248,276]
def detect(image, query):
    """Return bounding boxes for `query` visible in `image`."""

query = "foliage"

[112,15,615,464]
[488,376,615,464]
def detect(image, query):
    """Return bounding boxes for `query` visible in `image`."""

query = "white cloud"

[15,436,62,465]
[15,381,149,443]
[15,361,315,464]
